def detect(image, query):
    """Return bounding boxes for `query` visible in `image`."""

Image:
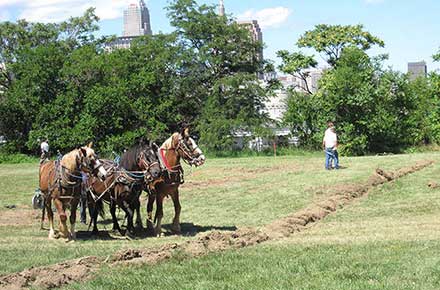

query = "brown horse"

[87,144,162,235]
[39,143,107,240]
[147,128,205,236]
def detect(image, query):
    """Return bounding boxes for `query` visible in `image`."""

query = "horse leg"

[110,200,122,234]
[69,198,79,240]
[122,200,135,235]
[146,193,155,233]
[46,198,57,239]
[54,198,69,239]
[90,200,99,236]
[134,190,143,229]
[170,190,181,234]
[154,194,164,237]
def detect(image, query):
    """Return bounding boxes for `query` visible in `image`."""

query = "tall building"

[123,0,152,37]
[219,0,225,16]
[217,1,263,62]
[237,20,263,62]
[408,61,427,80]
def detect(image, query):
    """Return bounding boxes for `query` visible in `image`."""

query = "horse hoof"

[59,232,69,239]
[135,222,144,230]
[125,231,136,239]
[171,225,181,235]
[146,220,154,229]
[48,233,58,240]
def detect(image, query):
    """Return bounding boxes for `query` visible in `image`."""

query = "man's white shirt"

[41,141,49,153]
[323,128,337,149]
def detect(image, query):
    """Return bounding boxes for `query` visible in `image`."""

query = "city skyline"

[0,0,439,73]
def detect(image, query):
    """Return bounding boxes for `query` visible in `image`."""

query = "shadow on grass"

[162,222,237,237]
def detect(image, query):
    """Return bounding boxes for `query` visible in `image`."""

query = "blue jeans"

[325,148,339,170]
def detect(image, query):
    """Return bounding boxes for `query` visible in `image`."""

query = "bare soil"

[0,160,433,290]
[0,208,40,227]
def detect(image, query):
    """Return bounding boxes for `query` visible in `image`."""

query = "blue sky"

[1,0,439,72]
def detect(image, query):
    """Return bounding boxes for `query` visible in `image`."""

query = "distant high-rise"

[408,61,427,80]
[123,0,152,37]
[219,0,225,16]
[237,20,263,60]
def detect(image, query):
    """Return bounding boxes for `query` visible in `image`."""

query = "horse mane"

[60,149,79,172]
[161,133,179,149]
[120,143,150,171]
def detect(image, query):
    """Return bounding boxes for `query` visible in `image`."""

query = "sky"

[0,0,439,73]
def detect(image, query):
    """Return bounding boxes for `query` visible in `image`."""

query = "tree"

[433,48,440,62]
[167,0,271,151]
[297,24,384,67]
[282,91,326,148]
[0,10,101,152]
[318,47,418,154]
[277,50,318,94]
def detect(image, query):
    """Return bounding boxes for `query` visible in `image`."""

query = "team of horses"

[38,128,205,240]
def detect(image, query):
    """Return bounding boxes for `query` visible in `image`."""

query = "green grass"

[0,152,439,285]
[66,153,440,290]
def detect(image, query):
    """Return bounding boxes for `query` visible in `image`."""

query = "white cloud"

[237,7,291,29]
[5,0,138,22]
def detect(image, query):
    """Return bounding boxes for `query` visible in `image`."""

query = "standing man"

[322,122,339,170]
[40,138,50,164]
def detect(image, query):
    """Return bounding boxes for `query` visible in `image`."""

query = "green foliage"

[0,1,270,154]
[297,24,384,66]
[277,50,318,94]
[0,152,38,164]
[433,48,440,62]
[280,45,434,155]
[167,0,270,151]
[282,91,326,149]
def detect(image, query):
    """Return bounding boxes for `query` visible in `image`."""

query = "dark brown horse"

[147,127,205,236]
[87,144,161,235]
[39,143,107,240]
[119,143,162,229]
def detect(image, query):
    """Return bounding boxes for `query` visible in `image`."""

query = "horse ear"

[172,133,180,147]
[87,142,93,148]
[180,127,190,138]
[80,147,87,157]
[152,142,159,151]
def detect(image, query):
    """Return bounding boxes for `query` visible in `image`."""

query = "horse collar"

[158,148,179,172]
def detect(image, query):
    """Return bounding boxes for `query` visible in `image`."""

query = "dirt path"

[0,160,433,290]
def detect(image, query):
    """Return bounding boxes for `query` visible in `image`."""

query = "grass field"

[1,152,440,289]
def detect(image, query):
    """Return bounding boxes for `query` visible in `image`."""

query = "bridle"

[175,136,202,166]
[136,149,160,183]
[77,152,104,177]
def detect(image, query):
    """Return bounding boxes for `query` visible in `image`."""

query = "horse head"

[78,142,107,181]
[173,127,206,167]
[137,143,162,182]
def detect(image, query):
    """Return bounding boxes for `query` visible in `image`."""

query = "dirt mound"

[428,181,439,188]
[111,228,269,266]
[0,256,102,290]
[263,160,433,239]
[0,160,433,289]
